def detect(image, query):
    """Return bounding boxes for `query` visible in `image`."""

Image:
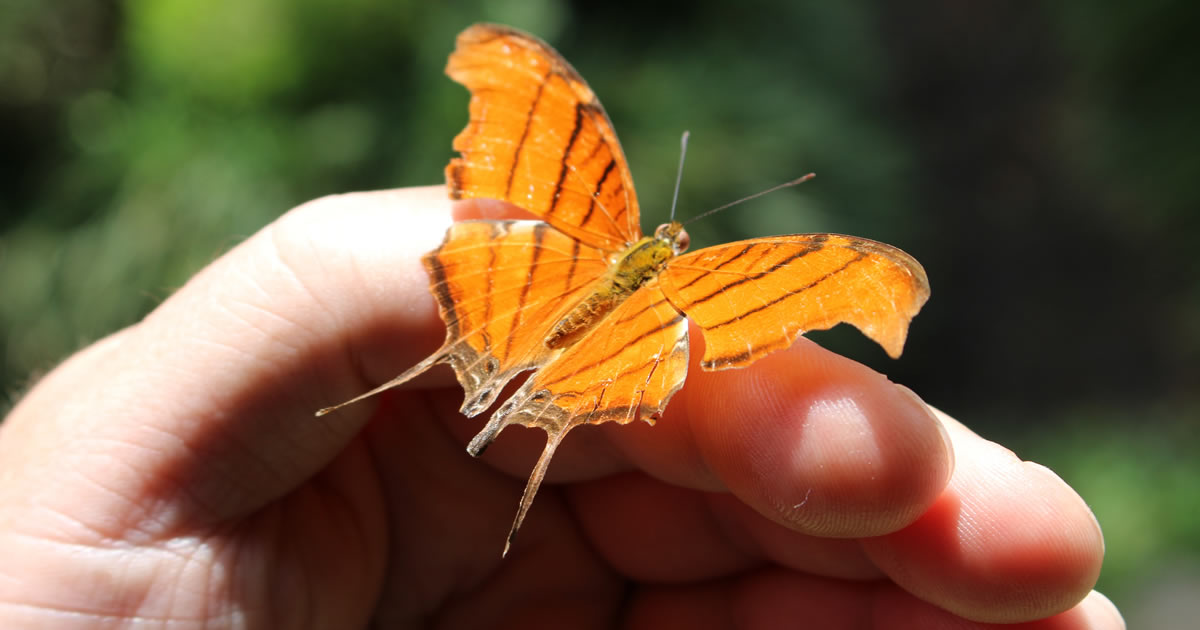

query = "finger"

[450,324,954,542]
[859,408,1106,623]
[568,471,880,582]
[625,569,1124,630]
[2,186,460,531]
[458,302,954,546]
[613,333,955,539]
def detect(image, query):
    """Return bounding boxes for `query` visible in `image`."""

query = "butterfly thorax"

[544,222,690,350]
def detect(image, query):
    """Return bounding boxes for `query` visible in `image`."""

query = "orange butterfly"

[319,23,930,555]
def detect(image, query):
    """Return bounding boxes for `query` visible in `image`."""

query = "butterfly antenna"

[669,130,690,222]
[683,173,816,226]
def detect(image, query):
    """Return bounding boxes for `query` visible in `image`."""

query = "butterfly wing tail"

[462,376,571,555]
[315,351,447,417]
[499,429,566,557]
[466,375,565,456]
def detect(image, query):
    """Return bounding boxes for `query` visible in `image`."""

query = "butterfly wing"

[318,219,611,418]
[660,234,930,367]
[445,23,642,251]
[466,280,689,554]
[426,220,617,415]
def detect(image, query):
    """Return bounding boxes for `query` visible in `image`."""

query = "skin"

[0,186,1123,629]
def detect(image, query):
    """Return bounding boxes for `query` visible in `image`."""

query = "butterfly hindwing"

[316,218,612,418]
[466,279,690,554]
[423,219,614,415]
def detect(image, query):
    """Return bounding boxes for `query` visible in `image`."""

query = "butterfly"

[319,23,930,556]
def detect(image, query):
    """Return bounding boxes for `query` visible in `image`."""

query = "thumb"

[1,186,454,531]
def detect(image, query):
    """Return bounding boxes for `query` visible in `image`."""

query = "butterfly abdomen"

[544,284,624,349]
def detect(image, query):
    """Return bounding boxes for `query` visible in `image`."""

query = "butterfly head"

[654,221,690,255]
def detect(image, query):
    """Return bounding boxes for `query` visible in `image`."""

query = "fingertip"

[1077,591,1126,630]
[860,419,1106,623]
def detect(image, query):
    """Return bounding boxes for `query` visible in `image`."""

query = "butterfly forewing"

[659,234,930,367]
[445,23,642,252]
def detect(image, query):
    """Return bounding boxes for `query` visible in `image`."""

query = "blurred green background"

[1,0,1196,623]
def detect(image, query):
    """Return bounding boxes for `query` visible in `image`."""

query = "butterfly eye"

[653,223,689,254]
[673,227,690,254]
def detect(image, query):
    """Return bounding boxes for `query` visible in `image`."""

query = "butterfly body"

[546,221,689,349]
[318,23,930,556]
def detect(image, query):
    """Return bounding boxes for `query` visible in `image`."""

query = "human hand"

[0,186,1122,628]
